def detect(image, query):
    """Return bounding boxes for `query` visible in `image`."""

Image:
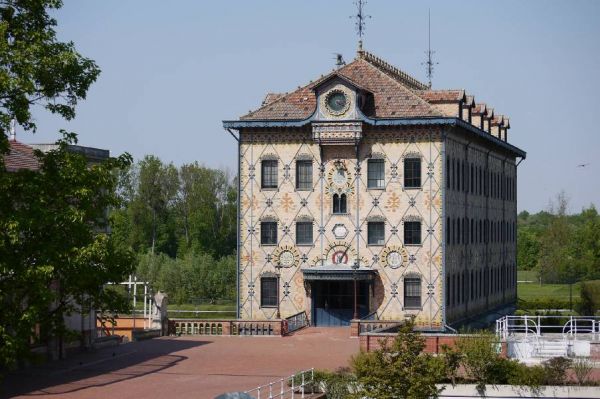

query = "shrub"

[542,357,572,385]
[350,321,446,399]
[313,368,356,399]
[572,357,593,386]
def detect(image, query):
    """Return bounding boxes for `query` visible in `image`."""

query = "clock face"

[324,89,350,115]
[327,92,347,112]
[279,250,295,267]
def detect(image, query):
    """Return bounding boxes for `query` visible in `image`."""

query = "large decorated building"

[223,48,525,330]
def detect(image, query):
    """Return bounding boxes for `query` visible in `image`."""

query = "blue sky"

[26,0,600,213]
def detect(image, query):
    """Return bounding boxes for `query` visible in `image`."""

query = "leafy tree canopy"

[0,132,134,372]
[0,0,100,150]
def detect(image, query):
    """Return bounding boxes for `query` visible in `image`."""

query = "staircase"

[535,340,569,358]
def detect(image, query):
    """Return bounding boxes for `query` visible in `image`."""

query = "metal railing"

[496,315,600,340]
[285,311,308,334]
[245,368,314,399]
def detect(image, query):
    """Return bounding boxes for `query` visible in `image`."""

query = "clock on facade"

[324,89,349,115]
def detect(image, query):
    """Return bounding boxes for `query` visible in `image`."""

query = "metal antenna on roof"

[351,0,371,51]
[422,9,438,88]
[9,119,16,141]
[333,53,346,67]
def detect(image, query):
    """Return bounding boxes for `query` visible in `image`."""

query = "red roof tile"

[417,90,466,103]
[241,50,441,120]
[3,140,40,172]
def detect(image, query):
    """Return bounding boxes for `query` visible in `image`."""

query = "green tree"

[0,133,134,373]
[0,0,100,148]
[350,322,445,399]
[537,192,572,283]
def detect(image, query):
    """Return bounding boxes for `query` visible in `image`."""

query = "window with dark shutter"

[404,277,421,309]
[296,160,312,190]
[296,222,313,245]
[261,221,277,245]
[260,277,278,307]
[404,221,422,245]
[368,222,385,245]
[404,158,421,188]
[367,159,385,189]
[261,160,278,189]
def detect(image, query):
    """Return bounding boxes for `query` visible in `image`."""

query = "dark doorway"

[311,280,369,327]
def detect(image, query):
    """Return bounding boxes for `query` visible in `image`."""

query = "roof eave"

[222,117,526,159]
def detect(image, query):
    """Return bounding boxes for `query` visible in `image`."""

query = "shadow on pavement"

[0,337,209,398]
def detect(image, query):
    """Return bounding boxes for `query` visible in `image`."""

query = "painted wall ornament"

[272,245,300,268]
[326,160,354,195]
[332,223,349,239]
[380,246,409,269]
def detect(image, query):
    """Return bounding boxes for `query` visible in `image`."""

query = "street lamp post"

[275,263,281,319]
[352,261,359,320]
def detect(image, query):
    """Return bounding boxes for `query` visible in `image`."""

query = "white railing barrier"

[245,368,314,399]
[496,315,600,341]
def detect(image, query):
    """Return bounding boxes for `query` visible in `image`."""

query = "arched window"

[332,193,347,214]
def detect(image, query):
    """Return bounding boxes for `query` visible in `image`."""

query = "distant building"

[3,138,110,357]
[224,49,526,330]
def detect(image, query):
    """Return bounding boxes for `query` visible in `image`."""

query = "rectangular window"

[367,159,385,189]
[261,160,278,189]
[296,222,313,245]
[368,222,385,245]
[296,160,312,190]
[261,221,277,245]
[404,221,421,245]
[404,158,421,188]
[404,277,421,309]
[260,277,278,307]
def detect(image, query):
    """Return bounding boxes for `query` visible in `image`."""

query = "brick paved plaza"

[1,328,356,399]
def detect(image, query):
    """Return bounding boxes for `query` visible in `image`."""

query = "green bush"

[542,357,572,385]
[518,298,575,311]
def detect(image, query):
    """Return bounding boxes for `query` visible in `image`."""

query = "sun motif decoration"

[380,246,409,269]
[326,160,353,196]
[272,245,300,268]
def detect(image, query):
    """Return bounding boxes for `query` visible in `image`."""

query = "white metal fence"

[496,315,600,340]
[245,368,314,399]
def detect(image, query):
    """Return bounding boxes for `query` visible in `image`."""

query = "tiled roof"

[417,89,466,103]
[241,50,442,120]
[3,140,40,172]
[262,93,285,106]
[237,50,512,134]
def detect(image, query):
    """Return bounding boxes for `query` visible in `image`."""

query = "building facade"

[223,49,525,330]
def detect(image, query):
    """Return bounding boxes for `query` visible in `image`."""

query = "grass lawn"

[517,270,538,282]
[167,301,237,320]
[518,280,581,302]
[131,300,237,319]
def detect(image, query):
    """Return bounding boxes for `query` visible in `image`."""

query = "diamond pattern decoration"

[391,282,398,298]
[238,129,444,326]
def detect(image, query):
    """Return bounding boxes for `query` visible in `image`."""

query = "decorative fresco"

[238,126,445,329]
